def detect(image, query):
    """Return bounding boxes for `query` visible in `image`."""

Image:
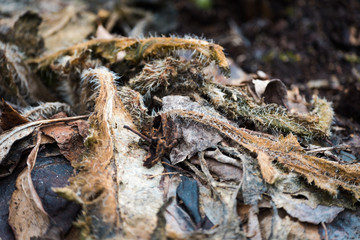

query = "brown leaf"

[143,114,178,168]
[164,110,360,199]
[8,131,50,240]
[55,68,165,239]
[41,120,88,163]
[0,99,29,131]
[251,79,289,107]
[256,151,279,184]
[0,42,56,106]
[0,116,87,178]
[259,210,321,240]
[190,156,242,181]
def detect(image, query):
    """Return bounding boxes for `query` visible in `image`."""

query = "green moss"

[344,53,360,64]
[193,0,213,9]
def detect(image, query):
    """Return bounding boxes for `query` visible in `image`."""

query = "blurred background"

[1,0,359,123]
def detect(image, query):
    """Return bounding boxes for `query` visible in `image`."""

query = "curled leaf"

[8,131,49,240]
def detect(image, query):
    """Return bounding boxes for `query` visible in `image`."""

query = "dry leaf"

[246,205,262,240]
[161,95,226,165]
[55,68,164,239]
[163,175,196,238]
[251,79,288,107]
[206,58,250,86]
[0,135,33,178]
[0,11,44,57]
[95,24,113,40]
[190,155,242,181]
[259,210,321,240]
[41,120,88,163]
[39,5,97,53]
[240,153,267,205]
[0,116,87,178]
[319,208,360,239]
[286,86,309,114]
[0,99,29,130]
[190,149,242,182]
[269,173,345,224]
[8,132,49,240]
[163,110,360,199]
[170,119,223,165]
[0,42,56,106]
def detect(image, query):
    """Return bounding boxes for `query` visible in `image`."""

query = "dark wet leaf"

[252,79,289,107]
[176,176,202,226]
[319,208,360,240]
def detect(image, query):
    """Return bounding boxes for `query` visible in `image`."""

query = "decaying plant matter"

[129,56,333,139]
[1,34,358,240]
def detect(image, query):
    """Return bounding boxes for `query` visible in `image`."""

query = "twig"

[183,160,207,182]
[321,222,328,240]
[306,145,350,154]
[147,172,179,179]
[123,125,151,143]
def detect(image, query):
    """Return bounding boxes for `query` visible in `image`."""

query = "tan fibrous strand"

[164,109,360,199]
[129,56,333,139]
[33,36,230,76]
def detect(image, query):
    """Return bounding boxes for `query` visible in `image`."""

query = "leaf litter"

[0,2,359,239]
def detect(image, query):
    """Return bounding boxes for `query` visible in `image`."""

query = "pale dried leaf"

[162,96,225,164]
[96,24,114,39]
[246,206,262,240]
[39,5,97,53]
[8,132,49,240]
[190,156,242,181]
[164,175,195,239]
[284,204,343,224]
[170,121,223,164]
[259,211,321,240]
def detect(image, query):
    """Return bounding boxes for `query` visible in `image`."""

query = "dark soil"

[174,0,360,126]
